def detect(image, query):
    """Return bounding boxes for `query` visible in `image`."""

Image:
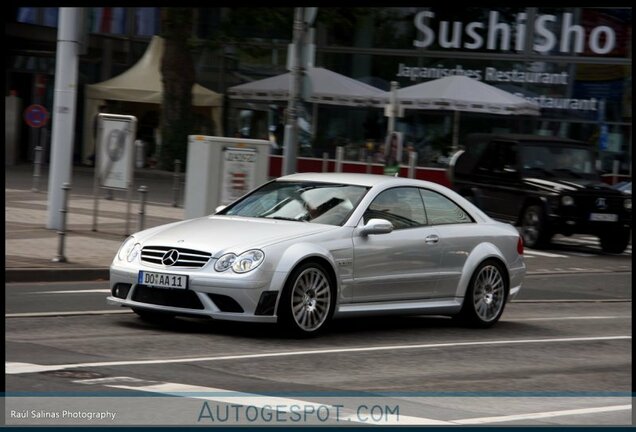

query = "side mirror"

[360,218,394,236]
[215,205,227,213]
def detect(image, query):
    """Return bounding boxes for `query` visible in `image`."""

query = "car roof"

[277,172,423,188]
[467,133,584,145]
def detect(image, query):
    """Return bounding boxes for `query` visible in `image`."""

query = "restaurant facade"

[5,7,632,175]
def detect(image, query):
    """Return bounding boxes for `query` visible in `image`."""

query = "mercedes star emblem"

[161,249,180,266]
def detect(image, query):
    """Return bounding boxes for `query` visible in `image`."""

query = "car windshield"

[220,181,369,226]
[521,143,597,178]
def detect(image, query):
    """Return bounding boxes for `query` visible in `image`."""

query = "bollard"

[32,146,43,192]
[172,159,181,207]
[335,146,344,173]
[322,152,329,172]
[408,151,418,179]
[138,185,148,232]
[52,183,71,263]
[366,155,373,174]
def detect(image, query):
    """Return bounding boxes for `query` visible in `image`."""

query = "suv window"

[521,143,596,178]
[478,141,518,174]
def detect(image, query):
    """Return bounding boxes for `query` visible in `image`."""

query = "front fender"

[266,242,339,293]
[454,242,507,299]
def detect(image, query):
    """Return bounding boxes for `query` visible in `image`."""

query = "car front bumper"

[108,264,281,323]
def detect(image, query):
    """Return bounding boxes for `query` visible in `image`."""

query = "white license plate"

[589,213,618,222]
[138,271,188,289]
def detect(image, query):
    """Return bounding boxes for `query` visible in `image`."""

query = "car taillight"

[517,235,524,255]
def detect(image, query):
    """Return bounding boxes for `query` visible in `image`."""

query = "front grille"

[141,246,211,268]
[132,285,204,309]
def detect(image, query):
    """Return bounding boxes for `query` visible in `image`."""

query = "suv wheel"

[599,228,630,254]
[520,205,551,249]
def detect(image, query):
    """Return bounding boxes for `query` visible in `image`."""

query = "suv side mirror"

[360,218,394,236]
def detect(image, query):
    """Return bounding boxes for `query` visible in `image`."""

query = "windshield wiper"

[524,166,554,177]
[553,168,583,178]
[269,216,306,222]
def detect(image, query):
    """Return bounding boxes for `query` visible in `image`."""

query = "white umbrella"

[392,75,541,150]
[228,67,386,108]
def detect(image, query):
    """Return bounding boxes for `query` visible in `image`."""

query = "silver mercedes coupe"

[108,172,526,336]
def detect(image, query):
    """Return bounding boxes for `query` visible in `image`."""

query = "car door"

[352,187,443,303]
[419,188,478,298]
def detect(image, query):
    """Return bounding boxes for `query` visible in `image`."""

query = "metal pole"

[282,8,305,176]
[52,182,71,262]
[32,146,43,192]
[138,185,148,232]
[172,159,181,207]
[388,81,398,134]
[322,152,328,172]
[46,8,80,230]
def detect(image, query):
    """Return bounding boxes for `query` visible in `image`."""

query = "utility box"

[184,135,272,219]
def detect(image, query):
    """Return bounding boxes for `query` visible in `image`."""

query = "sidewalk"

[5,164,186,282]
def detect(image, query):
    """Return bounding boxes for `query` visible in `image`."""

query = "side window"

[419,189,474,225]
[492,141,518,173]
[363,187,427,230]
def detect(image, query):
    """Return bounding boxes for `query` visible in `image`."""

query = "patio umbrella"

[392,75,541,150]
[228,66,387,108]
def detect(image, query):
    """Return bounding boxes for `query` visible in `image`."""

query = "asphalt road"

[5,251,632,426]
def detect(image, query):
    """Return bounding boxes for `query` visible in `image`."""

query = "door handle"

[425,234,439,244]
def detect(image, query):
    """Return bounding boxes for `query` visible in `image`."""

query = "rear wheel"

[278,262,335,337]
[456,260,508,328]
[599,228,630,254]
[520,204,551,248]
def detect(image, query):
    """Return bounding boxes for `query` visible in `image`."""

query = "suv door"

[476,140,523,221]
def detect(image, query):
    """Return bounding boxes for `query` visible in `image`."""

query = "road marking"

[6,335,631,375]
[453,404,631,424]
[5,310,132,318]
[74,377,631,425]
[31,289,111,294]
[510,315,631,322]
[94,381,448,425]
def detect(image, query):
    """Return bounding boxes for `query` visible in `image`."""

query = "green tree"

[159,8,195,170]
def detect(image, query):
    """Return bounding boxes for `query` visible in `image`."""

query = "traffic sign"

[24,104,49,128]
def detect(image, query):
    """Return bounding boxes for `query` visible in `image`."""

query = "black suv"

[449,133,632,253]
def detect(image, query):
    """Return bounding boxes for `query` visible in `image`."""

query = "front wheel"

[520,204,551,249]
[278,262,335,337]
[456,260,508,328]
[599,228,630,254]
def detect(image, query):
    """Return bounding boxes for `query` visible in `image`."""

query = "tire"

[277,262,336,337]
[456,260,508,328]
[520,204,551,249]
[132,307,175,323]
[599,228,630,254]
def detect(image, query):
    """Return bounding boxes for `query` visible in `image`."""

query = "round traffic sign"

[24,104,49,128]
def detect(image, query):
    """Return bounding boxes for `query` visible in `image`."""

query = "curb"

[6,268,110,283]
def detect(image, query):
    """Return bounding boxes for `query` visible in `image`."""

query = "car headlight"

[625,198,632,210]
[117,236,138,262]
[127,243,141,263]
[232,249,265,273]
[215,253,237,272]
[561,195,574,206]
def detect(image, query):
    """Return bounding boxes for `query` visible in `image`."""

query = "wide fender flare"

[455,242,507,299]
[267,242,339,294]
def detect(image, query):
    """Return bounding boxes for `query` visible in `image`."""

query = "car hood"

[139,216,337,255]
[523,177,623,195]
